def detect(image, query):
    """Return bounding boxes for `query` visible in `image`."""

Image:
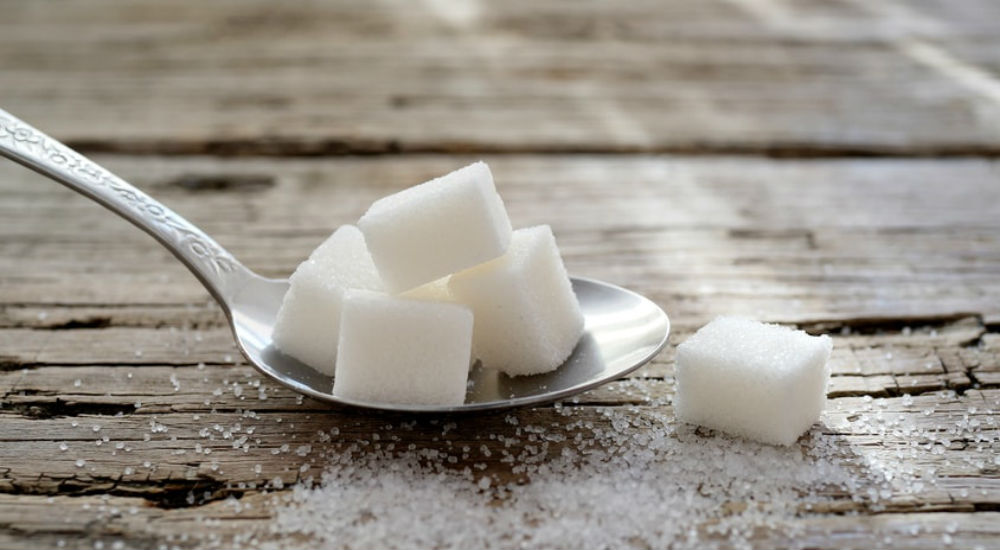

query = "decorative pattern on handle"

[0,113,237,275]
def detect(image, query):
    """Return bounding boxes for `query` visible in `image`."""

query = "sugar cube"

[358,161,513,293]
[401,276,454,303]
[272,225,383,375]
[448,225,584,376]
[674,317,832,446]
[333,290,473,406]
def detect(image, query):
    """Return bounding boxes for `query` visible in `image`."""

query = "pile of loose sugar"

[236,387,1000,550]
[259,415,858,549]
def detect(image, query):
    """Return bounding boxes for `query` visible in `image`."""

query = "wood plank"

[1,318,992,388]
[2,1,1000,153]
[4,0,1000,545]
[1,155,999,327]
[2,326,993,411]
[0,390,998,548]
[3,492,1000,550]
[1,151,998,546]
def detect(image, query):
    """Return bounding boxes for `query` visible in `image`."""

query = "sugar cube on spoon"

[358,161,513,293]
[271,225,383,374]
[449,225,584,376]
[333,290,474,406]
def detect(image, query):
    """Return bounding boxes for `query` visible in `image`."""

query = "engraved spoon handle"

[0,108,251,309]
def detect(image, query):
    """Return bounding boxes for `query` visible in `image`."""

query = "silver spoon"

[0,108,670,413]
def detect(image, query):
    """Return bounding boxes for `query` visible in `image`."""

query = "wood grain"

[0,153,998,548]
[3,0,1000,547]
[2,0,1000,154]
[2,155,998,325]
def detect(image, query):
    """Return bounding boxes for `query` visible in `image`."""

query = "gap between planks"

[62,138,1000,159]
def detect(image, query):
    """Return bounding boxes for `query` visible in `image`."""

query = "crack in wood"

[797,314,986,339]
[0,360,240,372]
[162,173,275,193]
[829,381,1000,400]
[62,138,1000,159]
[35,318,113,331]
[4,474,245,510]
[1,399,137,419]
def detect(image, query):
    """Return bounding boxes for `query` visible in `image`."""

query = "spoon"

[0,108,670,412]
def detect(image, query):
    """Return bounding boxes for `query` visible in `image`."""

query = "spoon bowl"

[0,108,669,412]
[232,275,668,412]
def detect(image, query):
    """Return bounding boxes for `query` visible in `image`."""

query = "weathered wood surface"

[3,0,1000,547]
[3,0,1000,154]
[2,156,999,323]
[1,155,998,548]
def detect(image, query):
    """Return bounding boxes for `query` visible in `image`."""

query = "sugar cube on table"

[333,289,473,406]
[448,225,584,376]
[358,161,513,293]
[272,225,383,375]
[674,317,832,446]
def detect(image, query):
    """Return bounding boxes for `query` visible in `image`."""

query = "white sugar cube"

[674,317,832,446]
[333,290,473,406]
[448,225,584,376]
[358,161,513,293]
[272,225,383,375]
[401,276,454,303]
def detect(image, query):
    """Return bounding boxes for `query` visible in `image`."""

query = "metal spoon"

[0,108,670,412]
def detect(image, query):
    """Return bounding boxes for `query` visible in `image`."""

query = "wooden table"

[2,1,999,548]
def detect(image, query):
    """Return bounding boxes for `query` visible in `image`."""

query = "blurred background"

[2,0,999,323]
[4,0,1000,155]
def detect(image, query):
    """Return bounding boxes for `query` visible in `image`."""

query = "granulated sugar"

[44,324,995,549]
[269,440,849,548]
[255,403,908,549]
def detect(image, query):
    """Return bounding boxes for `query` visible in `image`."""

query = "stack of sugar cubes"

[271,162,584,406]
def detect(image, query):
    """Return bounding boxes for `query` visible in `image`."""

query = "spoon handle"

[0,108,251,309]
